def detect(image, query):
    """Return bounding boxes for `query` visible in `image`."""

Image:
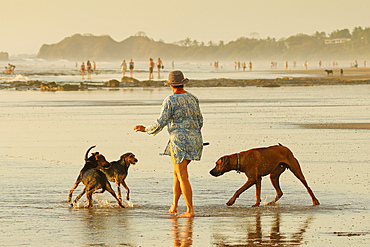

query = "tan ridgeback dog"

[210,144,320,207]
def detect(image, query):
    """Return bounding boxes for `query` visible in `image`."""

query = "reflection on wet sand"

[212,210,313,246]
[300,123,370,129]
[172,217,194,247]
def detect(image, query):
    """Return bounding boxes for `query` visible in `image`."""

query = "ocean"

[0,58,354,85]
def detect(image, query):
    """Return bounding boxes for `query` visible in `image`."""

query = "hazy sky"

[2,0,370,55]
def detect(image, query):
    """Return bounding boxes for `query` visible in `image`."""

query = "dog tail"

[85,145,96,161]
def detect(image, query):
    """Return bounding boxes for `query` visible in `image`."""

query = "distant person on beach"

[134,70,203,218]
[354,60,358,68]
[242,62,246,71]
[80,62,85,79]
[234,61,237,70]
[172,61,175,70]
[129,59,134,77]
[319,60,322,68]
[7,63,15,74]
[93,61,96,71]
[249,61,252,71]
[285,61,288,70]
[121,59,127,77]
[149,58,155,80]
[304,61,308,70]
[86,60,92,79]
[157,58,163,78]
[364,61,366,68]
[340,69,343,76]
[5,64,15,74]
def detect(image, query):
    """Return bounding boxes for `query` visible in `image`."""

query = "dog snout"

[209,168,223,177]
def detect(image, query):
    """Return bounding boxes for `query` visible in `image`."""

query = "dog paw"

[226,199,235,206]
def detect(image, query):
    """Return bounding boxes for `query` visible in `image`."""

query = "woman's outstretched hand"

[134,125,146,132]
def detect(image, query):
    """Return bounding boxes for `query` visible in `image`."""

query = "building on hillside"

[325,38,351,44]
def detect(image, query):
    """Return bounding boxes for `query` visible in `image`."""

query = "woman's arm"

[134,97,173,135]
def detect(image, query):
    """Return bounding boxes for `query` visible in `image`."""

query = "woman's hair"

[172,85,184,89]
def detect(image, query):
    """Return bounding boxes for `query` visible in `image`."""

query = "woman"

[80,62,85,79]
[86,60,92,79]
[134,70,203,218]
[149,58,155,80]
[120,59,127,77]
[129,59,134,77]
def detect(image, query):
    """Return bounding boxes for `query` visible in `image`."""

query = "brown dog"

[99,153,138,202]
[210,144,319,207]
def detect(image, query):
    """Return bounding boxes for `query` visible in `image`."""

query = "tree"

[135,31,147,37]
[184,37,192,47]
[314,31,326,39]
[329,29,351,38]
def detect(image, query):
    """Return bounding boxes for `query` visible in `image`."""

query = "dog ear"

[223,156,230,165]
[121,153,131,161]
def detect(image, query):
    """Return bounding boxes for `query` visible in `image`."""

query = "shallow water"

[0,59,351,84]
[0,85,369,246]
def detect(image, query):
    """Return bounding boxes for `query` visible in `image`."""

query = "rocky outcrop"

[41,82,80,91]
[0,52,9,61]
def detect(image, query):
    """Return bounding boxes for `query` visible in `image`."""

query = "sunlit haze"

[2,0,370,55]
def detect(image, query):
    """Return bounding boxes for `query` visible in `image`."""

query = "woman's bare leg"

[174,160,194,217]
[169,144,194,217]
[169,171,181,214]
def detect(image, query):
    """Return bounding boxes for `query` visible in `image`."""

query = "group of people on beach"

[120,57,164,80]
[149,58,164,80]
[80,60,96,80]
[4,63,15,74]
[234,61,252,71]
[120,59,135,77]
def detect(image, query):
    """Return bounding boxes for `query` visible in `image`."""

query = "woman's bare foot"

[169,203,177,215]
[177,212,195,218]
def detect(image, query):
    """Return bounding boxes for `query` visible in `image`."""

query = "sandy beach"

[1,84,369,246]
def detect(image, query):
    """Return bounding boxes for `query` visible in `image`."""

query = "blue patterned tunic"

[145,92,203,164]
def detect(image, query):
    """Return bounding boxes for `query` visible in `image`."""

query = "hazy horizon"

[2,0,370,55]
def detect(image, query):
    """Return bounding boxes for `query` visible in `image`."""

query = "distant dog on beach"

[325,69,333,76]
[210,144,320,207]
[99,153,138,202]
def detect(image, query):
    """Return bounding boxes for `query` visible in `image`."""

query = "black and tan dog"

[99,153,138,202]
[68,145,104,202]
[210,144,319,207]
[72,168,125,208]
[68,146,124,208]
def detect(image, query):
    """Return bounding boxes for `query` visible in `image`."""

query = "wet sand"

[301,123,370,129]
[1,85,369,246]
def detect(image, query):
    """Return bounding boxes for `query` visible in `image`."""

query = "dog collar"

[236,153,241,173]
